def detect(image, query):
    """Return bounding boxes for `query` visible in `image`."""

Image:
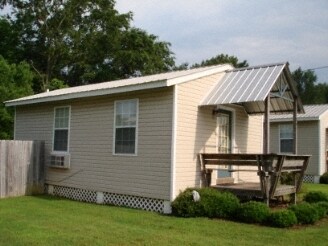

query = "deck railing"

[199,153,310,205]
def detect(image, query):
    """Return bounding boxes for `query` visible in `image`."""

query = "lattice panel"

[52,185,97,203]
[45,185,165,213]
[303,175,315,183]
[104,192,164,213]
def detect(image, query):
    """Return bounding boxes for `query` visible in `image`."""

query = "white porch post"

[293,96,298,154]
[263,96,270,154]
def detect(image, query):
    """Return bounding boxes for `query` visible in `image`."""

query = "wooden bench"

[199,153,310,205]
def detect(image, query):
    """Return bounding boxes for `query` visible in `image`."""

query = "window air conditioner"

[50,153,70,169]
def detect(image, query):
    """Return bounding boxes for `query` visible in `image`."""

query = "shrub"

[171,188,204,217]
[202,190,240,219]
[320,172,328,184]
[267,210,297,228]
[303,191,328,203]
[288,203,319,224]
[314,201,328,218]
[236,201,270,224]
[171,188,240,218]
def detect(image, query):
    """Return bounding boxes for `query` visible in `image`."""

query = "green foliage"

[315,201,328,217]
[201,189,240,219]
[292,67,328,104]
[267,210,297,228]
[320,172,328,184]
[49,78,69,91]
[236,201,270,224]
[303,191,328,203]
[191,53,248,69]
[1,0,175,90]
[312,202,328,219]
[0,56,34,138]
[171,188,240,218]
[171,188,204,217]
[288,203,319,224]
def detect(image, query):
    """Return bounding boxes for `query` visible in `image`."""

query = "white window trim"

[52,106,71,154]
[279,123,293,153]
[113,99,139,156]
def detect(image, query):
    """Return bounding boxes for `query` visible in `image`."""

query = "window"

[53,106,70,152]
[280,124,293,153]
[114,99,138,154]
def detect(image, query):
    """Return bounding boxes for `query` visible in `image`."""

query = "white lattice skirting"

[46,185,171,213]
[303,175,314,183]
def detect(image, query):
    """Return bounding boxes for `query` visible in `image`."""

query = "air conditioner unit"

[50,153,70,169]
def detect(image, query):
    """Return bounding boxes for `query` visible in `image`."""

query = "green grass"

[0,184,327,246]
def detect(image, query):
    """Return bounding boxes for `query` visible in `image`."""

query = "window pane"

[280,124,293,139]
[115,128,135,154]
[54,130,68,151]
[55,108,69,128]
[281,139,293,153]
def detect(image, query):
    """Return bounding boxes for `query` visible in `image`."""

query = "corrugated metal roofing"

[5,64,232,106]
[200,62,303,114]
[270,104,328,122]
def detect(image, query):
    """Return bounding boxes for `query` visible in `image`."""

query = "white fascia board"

[5,80,167,107]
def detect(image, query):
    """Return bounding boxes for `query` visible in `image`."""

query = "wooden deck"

[199,153,310,205]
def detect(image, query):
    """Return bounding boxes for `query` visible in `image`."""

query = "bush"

[171,188,204,217]
[303,191,328,203]
[171,188,240,218]
[236,201,270,224]
[320,172,328,184]
[314,201,328,218]
[202,190,240,219]
[288,203,319,224]
[267,210,297,228]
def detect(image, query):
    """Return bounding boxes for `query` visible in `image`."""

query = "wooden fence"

[0,140,44,198]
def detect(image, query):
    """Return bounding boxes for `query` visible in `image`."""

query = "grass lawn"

[0,184,327,246]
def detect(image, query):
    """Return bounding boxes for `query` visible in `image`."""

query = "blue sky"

[116,0,328,83]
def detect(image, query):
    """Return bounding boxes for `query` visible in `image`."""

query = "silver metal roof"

[270,104,328,122]
[5,64,232,106]
[200,62,304,114]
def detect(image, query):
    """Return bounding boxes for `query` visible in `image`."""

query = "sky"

[116,0,328,83]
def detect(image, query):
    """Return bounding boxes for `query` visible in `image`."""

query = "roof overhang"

[200,62,304,114]
[5,64,232,107]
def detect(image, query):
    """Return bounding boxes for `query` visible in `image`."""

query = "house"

[270,104,328,183]
[5,62,304,213]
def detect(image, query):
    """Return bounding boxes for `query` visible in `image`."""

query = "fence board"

[0,140,44,198]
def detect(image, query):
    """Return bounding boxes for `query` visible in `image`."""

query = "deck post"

[293,96,298,154]
[263,96,270,154]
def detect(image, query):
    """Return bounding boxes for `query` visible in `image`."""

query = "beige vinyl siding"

[15,87,173,200]
[319,112,328,175]
[270,121,320,176]
[174,73,225,196]
[231,107,262,182]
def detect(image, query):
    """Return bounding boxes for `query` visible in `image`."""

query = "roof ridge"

[227,62,287,72]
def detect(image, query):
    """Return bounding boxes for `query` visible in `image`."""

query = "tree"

[292,67,318,104]
[0,56,34,139]
[191,53,248,68]
[0,17,23,63]
[2,0,175,91]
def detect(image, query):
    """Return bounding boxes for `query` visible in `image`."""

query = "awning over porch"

[199,62,305,154]
[200,62,304,114]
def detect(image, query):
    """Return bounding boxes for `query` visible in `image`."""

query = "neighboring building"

[270,105,328,183]
[5,62,303,213]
